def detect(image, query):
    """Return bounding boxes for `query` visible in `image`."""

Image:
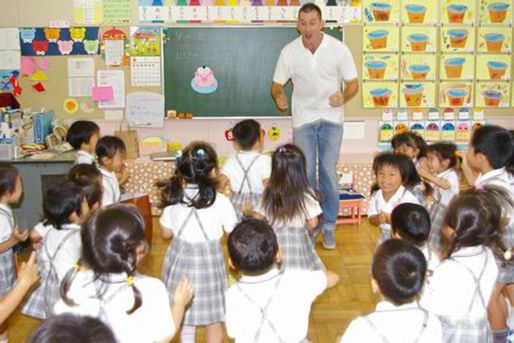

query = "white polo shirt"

[339,301,443,343]
[226,267,326,343]
[434,168,460,206]
[0,204,14,242]
[222,151,271,194]
[273,34,358,128]
[75,150,96,165]
[54,271,175,343]
[255,192,322,228]
[100,167,120,207]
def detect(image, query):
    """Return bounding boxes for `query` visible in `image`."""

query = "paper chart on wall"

[103,0,131,24]
[0,51,21,70]
[130,56,161,86]
[68,58,95,77]
[125,91,164,127]
[104,39,125,66]
[74,0,103,25]
[0,29,20,50]
[69,77,95,97]
[97,70,125,108]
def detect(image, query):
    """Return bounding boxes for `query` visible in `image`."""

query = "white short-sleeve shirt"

[420,244,441,272]
[54,271,175,343]
[368,185,420,234]
[159,187,238,243]
[339,301,443,343]
[273,34,358,128]
[434,168,460,206]
[226,268,326,343]
[41,223,82,281]
[100,167,120,207]
[255,192,322,228]
[75,150,96,165]
[420,246,498,319]
[221,151,271,194]
[0,204,14,242]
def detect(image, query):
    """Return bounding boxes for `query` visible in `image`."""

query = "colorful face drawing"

[44,27,61,42]
[83,39,99,55]
[57,40,74,55]
[32,41,49,56]
[20,28,36,44]
[70,27,86,42]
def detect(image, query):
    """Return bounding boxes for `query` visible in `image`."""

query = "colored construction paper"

[29,70,48,81]
[19,27,100,56]
[21,57,36,75]
[103,0,132,24]
[38,57,49,71]
[92,86,114,101]
[32,82,45,92]
[64,98,79,113]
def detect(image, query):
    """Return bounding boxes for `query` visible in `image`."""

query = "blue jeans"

[293,120,343,230]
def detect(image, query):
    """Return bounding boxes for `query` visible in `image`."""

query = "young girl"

[462,125,514,343]
[420,186,512,343]
[21,182,90,320]
[158,141,237,343]
[368,152,420,243]
[339,239,443,343]
[0,162,29,340]
[254,144,325,271]
[55,205,193,343]
[96,136,127,207]
[67,163,103,211]
[392,131,432,205]
[417,142,460,252]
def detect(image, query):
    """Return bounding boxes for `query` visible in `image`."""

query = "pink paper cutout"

[91,86,114,101]
[38,58,49,71]
[21,57,36,76]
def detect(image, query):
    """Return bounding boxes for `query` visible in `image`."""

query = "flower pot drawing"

[448,29,468,48]
[484,33,505,52]
[403,84,424,106]
[446,4,467,23]
[365,60,387,79]
[371,2,392,21]
[487,61,507,80]
[367,30,389,49]
[488,2,509,23]
[370,88,392,107]
[408,33,429,51]
[446,88,468,106]
[445,57,466,78]
[409,64,430,80]
[482,90,502,106]
[405,4,426,23]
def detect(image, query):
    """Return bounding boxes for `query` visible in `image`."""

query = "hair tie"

[127,276,134,286]
[195,148,206,157]
[176,150,183,159]
[454,150,461,158]
[74,263,81,272]
[505,249,513,261]
[278,146,286,153]
[475,184,484,193]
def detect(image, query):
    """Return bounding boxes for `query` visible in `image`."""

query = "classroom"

[0,0,513,342]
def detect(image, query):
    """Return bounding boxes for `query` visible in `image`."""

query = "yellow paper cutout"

[64,98,79,114]
[29,70,48,81]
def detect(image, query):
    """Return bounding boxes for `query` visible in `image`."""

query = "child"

[21,182,90,320]
[67,163,103,211]
[462,125,514,343]
[417,142,460,252]
[392,131,428,169]
[96,136,126,207]
[55,205,193,343]
[420,186,511,343]
[219,119,271,219]
[391,203,440,272]
[28,314,116,343]
[158,141,237,343]
[368,152,420,243]
[254,144,325,269]
[0,162,29,341]
[66,120,100,165]
[225,218,339,343]
[339,239,443,343]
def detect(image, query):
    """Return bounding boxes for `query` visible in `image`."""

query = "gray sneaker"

[322,229,336,250]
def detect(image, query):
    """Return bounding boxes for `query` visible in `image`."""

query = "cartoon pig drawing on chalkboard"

[20,28,36,44]
[70,27,86,42]
[57,40,74,55]
[44,27,61,42]
[32,41,49,56]
[83,40,99,55]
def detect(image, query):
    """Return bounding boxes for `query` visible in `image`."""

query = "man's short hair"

[299,3,322,20]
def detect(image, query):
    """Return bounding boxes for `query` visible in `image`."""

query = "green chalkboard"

[164,27,342,117]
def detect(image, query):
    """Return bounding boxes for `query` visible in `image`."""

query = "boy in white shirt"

[66,120,100,165]
[219,119,271,219]
[96,136,128,207]
[339,239,443,343]
[391,203,440,272]
[225,218,339,343]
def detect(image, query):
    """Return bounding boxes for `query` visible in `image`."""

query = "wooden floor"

[9,218,380,343]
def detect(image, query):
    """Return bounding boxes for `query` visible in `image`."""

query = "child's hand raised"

[17,251,39,288]
[13,223,29,242]
[173,276,194,308]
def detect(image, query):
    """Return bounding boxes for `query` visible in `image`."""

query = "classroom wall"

[3,1,514,162]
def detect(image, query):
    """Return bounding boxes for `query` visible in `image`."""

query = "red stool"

[336,188,364,225]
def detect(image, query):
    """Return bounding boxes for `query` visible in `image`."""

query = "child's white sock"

[180,325,196,343]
